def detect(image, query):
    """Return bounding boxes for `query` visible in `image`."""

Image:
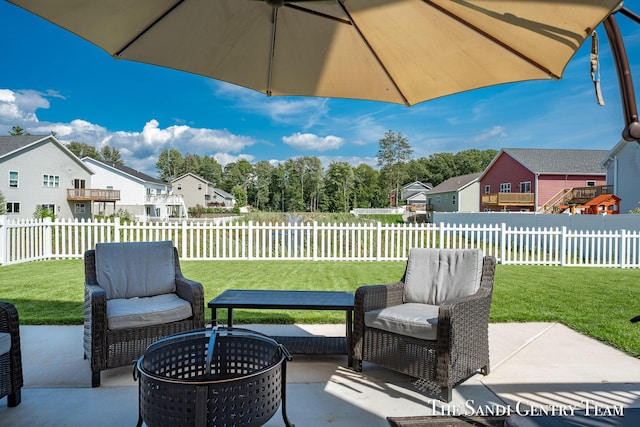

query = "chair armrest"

[84,283,107,359]
[352,282,404,364]
[354,282,405,314]
[436,256,495,385]
[0,301,24,391]
[175,276,205,328]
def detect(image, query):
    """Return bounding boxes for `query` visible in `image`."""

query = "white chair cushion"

[0,332,11,355]
[96,241,176,300]
[106,293,193,330]
[403,248,483,306]
[364,303,440,341]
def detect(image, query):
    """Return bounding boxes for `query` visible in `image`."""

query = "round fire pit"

[134,327,293,427]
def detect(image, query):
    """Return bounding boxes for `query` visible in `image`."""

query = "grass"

[1,260,639,357]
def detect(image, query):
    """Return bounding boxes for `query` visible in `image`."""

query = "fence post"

[376,222,382,261]
[0,215,5,265]
[313,221,318,261]
[438,222,444,249]
[620,229,627,268]
[113,217,121,242]
[560,226,567,266]
[500,223,506,264]
[248,221,253,260]
[181,220,188,259]
[44,217,52,259]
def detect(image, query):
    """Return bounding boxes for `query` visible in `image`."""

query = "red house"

[479,148,609,213]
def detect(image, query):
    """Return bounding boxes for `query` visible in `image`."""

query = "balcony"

[66,188,120,202]
[482,192,535,208]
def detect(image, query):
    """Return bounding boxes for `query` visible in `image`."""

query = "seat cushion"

[364,303,440,340]
[106,293,193,330]
[0,332,10,355]
[96,241,176,299]
[404,248,483,306]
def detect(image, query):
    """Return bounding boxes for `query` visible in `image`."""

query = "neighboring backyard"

[0,260,638,357]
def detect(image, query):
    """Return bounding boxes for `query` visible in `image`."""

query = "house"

[171,173,236,209]
[82,158,186,220]
[0,134,95,219]
[480,148,608,213]
[601,139,640,213]
[391,181,432,206]
[427,172,481,213]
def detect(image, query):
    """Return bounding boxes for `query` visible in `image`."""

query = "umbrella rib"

[421,0,559,79]
[336,1,410,105]
[284,4,352,25]
[267,7,279,97]
[114,0,185,58]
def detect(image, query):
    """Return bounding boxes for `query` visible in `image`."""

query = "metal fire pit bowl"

[134,327,294,427]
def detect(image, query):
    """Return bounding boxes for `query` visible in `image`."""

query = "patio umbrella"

[7,0,622,108]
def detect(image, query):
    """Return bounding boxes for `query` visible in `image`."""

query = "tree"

[221,159,254,194]
[231,184,248,207]
[9,126,24,136]
[156,148,185,181]
[453,149,498,175]
[67,141,101,160]
[198,156,223,184]
[377,130,413,206]
[353,164,381,208]
[0,190,5,214]
[248,161,273,210]
[100,145,124,165]
[324,162,355,212]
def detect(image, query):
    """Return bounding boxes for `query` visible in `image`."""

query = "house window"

[500,183,511,193]
[41,204,55,212]
[586,180,596,187]
[75,203,86,214]
[6,202,20,213]
[197,183,202,190]
[452,194,457,205]
[435,196,441,204]
[43,174,60,188]
[9,171,18,188]
[520,181,531,193]
[107,186,113,190]
[177,183,182,190]
[484,185,490,194]
[73,179,86,189]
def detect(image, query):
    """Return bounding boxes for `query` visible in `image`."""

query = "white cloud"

[282,133,345,152]
[473,126,507,142]
[0,89,49,127]
[214,152,255,167]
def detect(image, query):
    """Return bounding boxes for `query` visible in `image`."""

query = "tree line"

[6,127,497,212]
[153,131,497,212]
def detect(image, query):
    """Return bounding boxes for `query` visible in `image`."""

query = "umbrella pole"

[604,11,640,142]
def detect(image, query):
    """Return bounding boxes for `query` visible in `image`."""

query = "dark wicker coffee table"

[208,289,354,366]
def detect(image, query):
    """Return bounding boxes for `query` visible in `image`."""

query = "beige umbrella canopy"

[9,0,621,107]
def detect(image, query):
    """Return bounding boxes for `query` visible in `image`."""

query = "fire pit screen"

[134,327,294,427]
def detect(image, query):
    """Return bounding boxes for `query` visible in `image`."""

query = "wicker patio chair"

[352,248,496,402]
[0,301,23,407]
[83,241,204,387]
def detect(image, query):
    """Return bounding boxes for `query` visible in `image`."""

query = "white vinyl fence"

[0,216,638,267]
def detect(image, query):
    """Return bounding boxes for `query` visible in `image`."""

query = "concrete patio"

[0,322,639,426]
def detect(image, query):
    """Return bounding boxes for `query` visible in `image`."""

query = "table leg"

[227,308,234,327]
[346,308,353,367]
[211,308,218,326]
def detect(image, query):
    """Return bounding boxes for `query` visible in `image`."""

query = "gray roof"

[214,188,235,199]
[429,172,481,194]
[503,148,607,175]
[86,158,166,185]
[0,134,50,157]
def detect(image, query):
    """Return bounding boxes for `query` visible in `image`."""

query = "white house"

[83,158,187,220]
[601,139,640,213]
[398,181,432,205]
[427,172,481,212]
[0,134,95,219]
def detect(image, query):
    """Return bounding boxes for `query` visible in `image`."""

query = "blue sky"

[1,2,640,177]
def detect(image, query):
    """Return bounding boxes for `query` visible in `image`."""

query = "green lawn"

[1,260,639,357]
